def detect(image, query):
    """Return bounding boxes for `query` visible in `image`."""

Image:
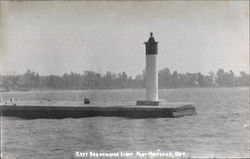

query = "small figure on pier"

[84,97,90,104]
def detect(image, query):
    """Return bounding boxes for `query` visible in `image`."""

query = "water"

[1,88,249,158]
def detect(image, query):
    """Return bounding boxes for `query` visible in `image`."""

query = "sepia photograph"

[0,1,249,159]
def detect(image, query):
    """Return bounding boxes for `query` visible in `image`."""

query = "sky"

[0,1,249,77]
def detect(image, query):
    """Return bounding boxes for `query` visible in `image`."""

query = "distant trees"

[238,71,250,86]
[0,68,249,91]
[23,69,40,88]
[215,69,245,87]
[159,68,172,88]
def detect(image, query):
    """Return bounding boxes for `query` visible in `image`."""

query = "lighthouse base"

[136,100,165,106]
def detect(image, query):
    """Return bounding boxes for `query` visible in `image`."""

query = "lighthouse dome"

[146,32,157,44]
[144,32,158,55]
[148,37,156,43]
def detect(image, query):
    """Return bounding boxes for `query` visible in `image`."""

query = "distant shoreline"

[1,86,249,93]
[1,68,249,92]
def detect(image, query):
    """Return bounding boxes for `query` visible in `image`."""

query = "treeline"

[0,68,249,91]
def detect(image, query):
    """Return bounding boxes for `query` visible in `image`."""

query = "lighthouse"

[137,32,160,106]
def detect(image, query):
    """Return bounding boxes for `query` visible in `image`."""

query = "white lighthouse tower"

[137,32,160,106]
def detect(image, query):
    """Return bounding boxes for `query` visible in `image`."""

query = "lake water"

[1,88,249,159]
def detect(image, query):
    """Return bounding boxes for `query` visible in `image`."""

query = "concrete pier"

[1,101,196,119]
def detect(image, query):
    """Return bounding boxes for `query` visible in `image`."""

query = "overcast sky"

[0,1,249,76]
